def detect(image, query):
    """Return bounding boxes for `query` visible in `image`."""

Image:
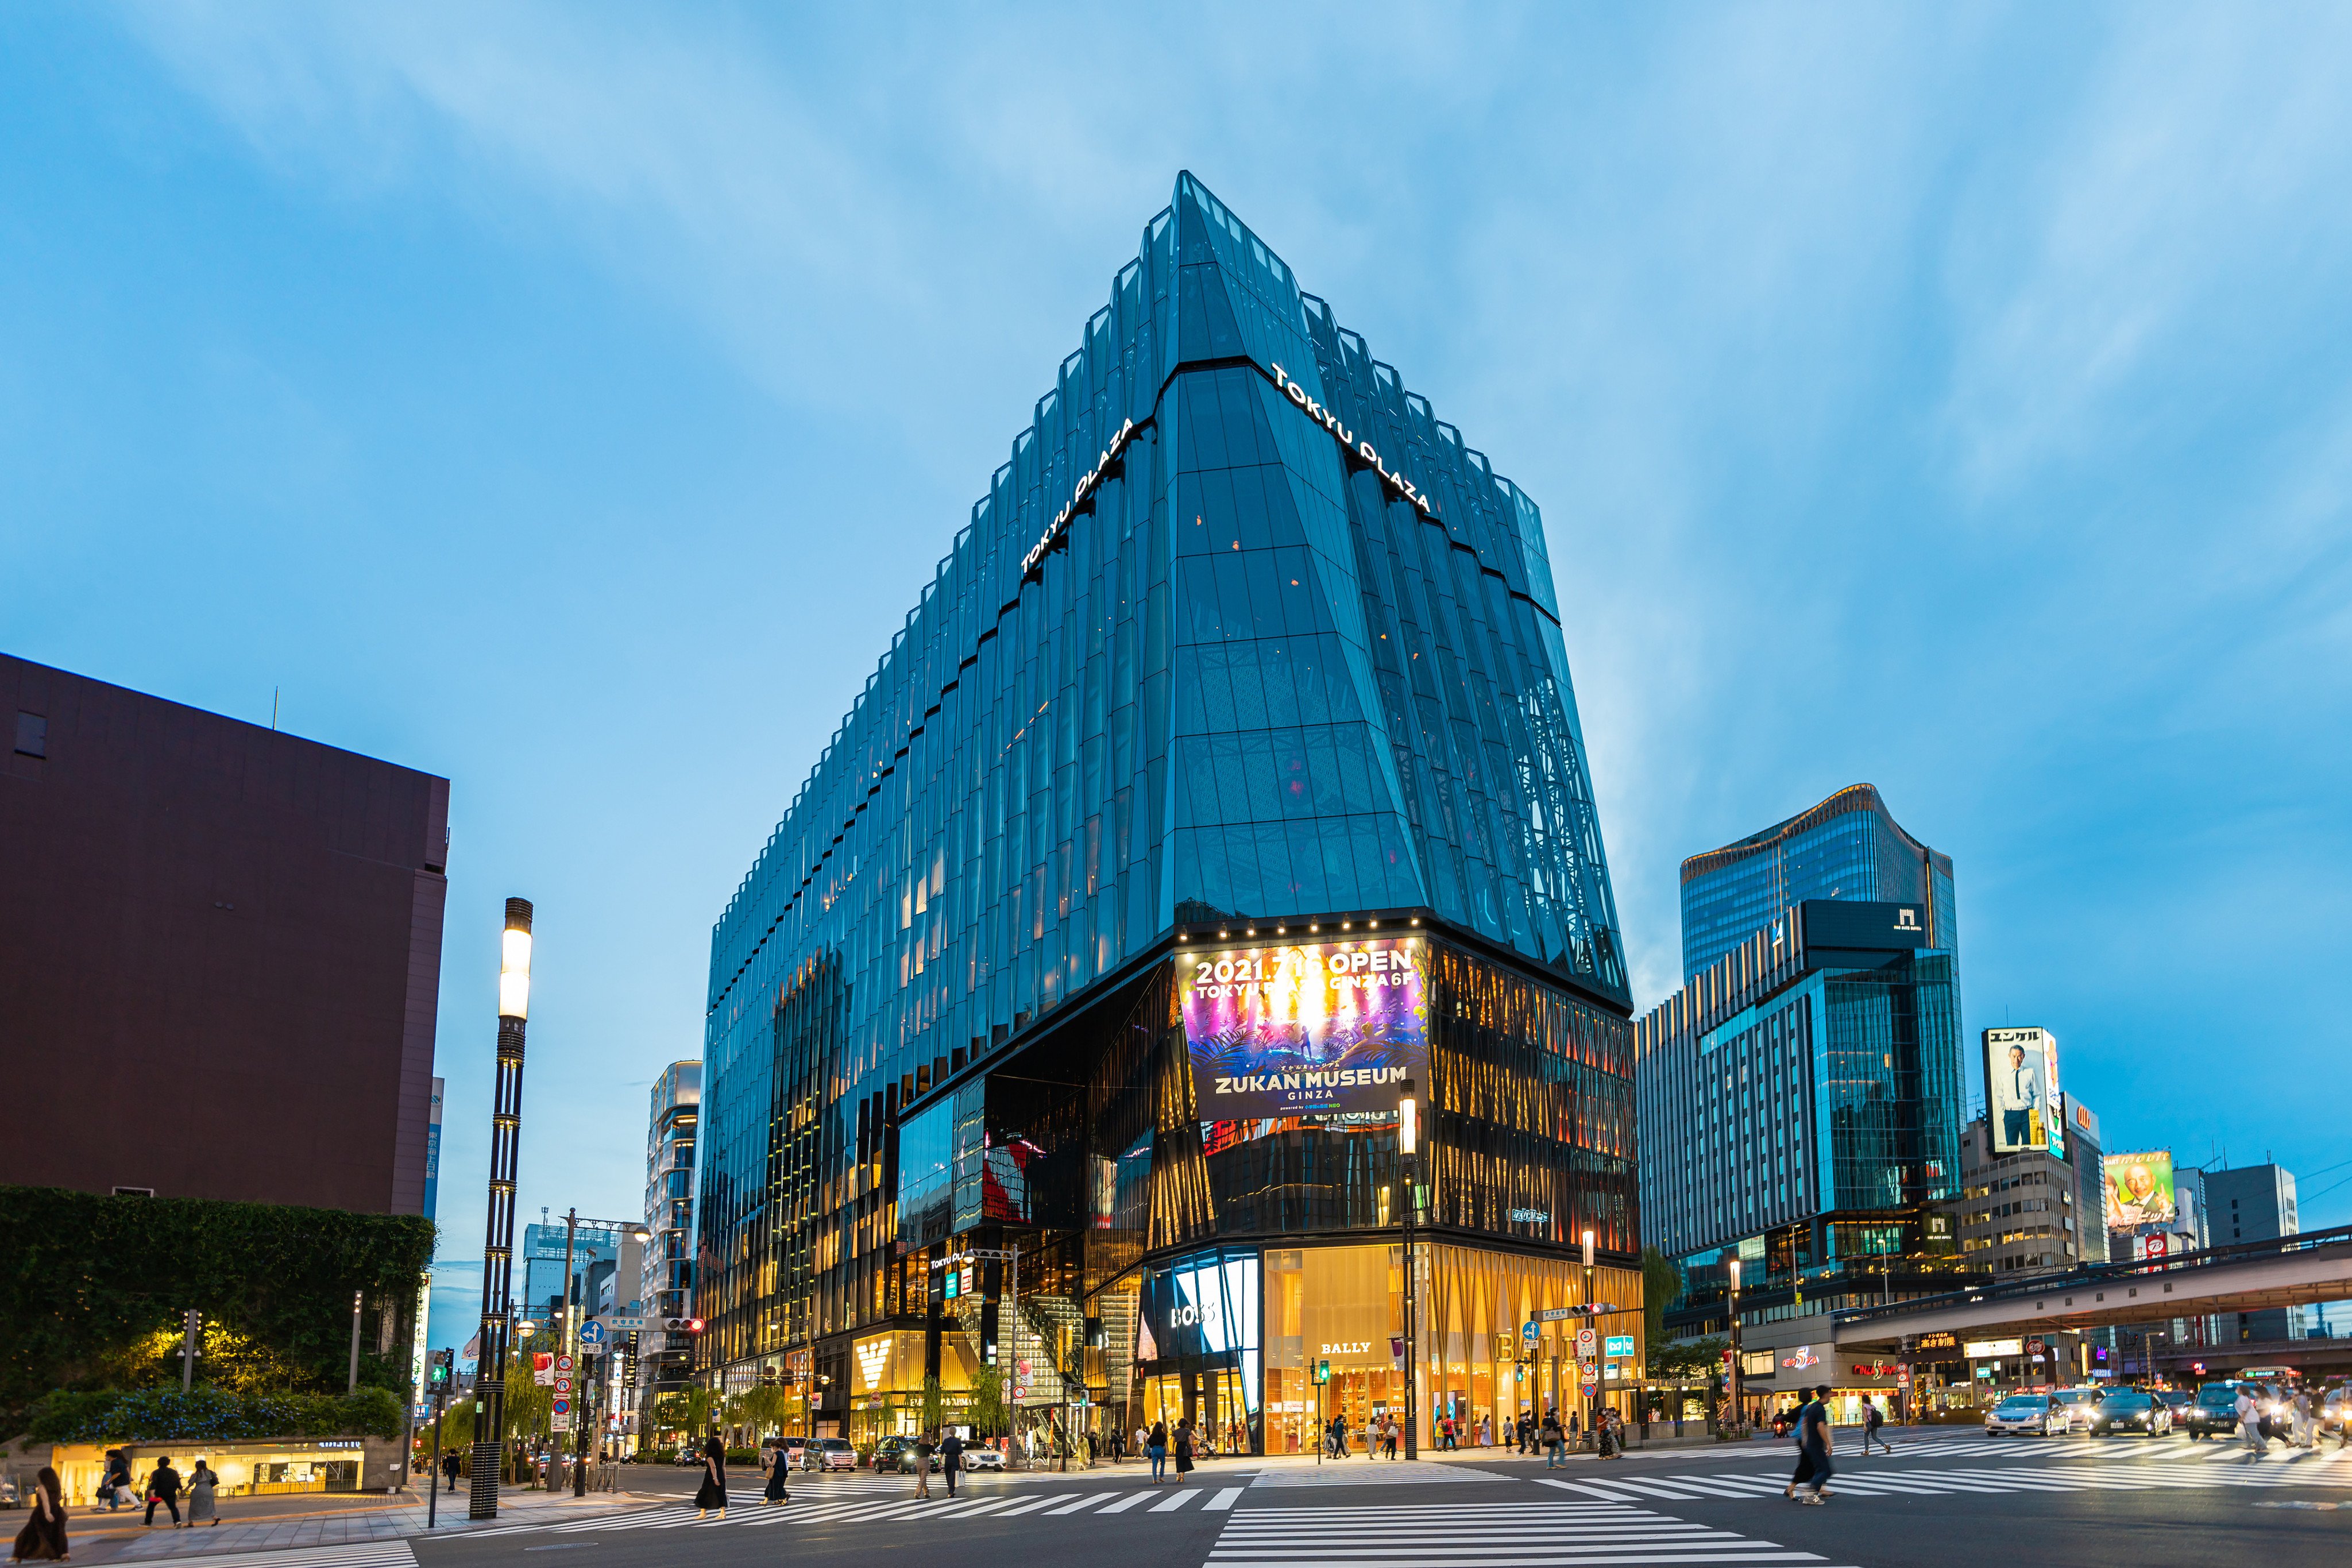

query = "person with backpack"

[1541,1408,1564,1467]
[1860,1393,1890,1454]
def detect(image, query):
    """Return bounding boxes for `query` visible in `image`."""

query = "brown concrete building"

[1,652,447,1213]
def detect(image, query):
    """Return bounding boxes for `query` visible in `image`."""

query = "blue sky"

[4,5,2347,1351]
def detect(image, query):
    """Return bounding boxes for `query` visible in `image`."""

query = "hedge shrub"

[23,1387,404,1442]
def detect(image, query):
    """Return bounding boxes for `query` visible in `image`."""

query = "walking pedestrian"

[11,1467,68,1562]
[101,1451,132,1513]
[1541,1409,1563,1467]
[1386,1416,1400,1459]
[1148,1420,1168,1483]
[941,1428,963,1497]
[912,1430,934,1500]
[763,1439,791,1505]
[441,1449,461,1493]
[2236,1386,2264,1461]
[186,1461,218,1528]
[1173,1422,1195,1484]
[692,1435,728,1519]
[1860,1395,1890,1455]
[142,1456,183,1528]
[1797,1387,1835,1503]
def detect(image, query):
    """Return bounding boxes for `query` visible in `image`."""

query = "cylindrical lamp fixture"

[499,901,534,1020]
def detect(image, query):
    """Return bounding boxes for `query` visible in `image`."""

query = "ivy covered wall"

[0,1185,433,1430]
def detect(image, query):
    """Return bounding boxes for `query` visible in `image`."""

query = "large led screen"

[1984,1026,2064,1157]
[1182,934,1428,1120]
[2104,1152,2177,1230]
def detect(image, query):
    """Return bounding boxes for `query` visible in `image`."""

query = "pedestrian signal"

[1315,1359,1331,1385]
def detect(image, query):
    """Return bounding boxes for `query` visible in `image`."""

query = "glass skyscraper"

[696,173,1637,1454]
[1679,784,1956,982]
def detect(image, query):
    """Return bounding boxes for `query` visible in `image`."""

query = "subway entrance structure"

[696,173,1639,1455]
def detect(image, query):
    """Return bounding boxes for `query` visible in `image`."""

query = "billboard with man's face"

[2104,1152,2177,1231]
[1984,1027,2063,1156]
[1182,934,1427,1121]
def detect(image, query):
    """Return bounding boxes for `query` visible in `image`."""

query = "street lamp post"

[1727,1257,1743,1434]
[1399,1078,1419,1460]
[471,898,535,1520]
[1581,1229,1597,1445]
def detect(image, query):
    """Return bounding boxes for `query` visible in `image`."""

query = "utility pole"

[472,897,536,1520]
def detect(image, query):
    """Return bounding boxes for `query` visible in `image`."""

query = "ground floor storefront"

[1134,1236,1644,1454]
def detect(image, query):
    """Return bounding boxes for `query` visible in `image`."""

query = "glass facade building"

[1636,899,1975,1341]
[696,173,1637,1452]
[1679,784,1956,982]
[638,1060,700,1431]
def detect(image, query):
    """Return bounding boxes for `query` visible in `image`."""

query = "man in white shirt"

[1994,1045,2042,1149]
[2235,1387,2264,1459]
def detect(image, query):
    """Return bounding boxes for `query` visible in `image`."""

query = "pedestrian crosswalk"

[1539,1443,2352,1506]
[452,1480,1250,1540]
[109,1543,418,1568]
[1252,1459,1510,1486]
[1207,1499,1857,1566]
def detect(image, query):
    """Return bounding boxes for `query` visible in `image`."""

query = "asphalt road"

[119,1430,2352,1568]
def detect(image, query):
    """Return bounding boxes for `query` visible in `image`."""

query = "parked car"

[2085,1389,2172,1437]
[1986,1393,2067,1437]
[803,1438,859,1473]
[960,1445,1005,1472]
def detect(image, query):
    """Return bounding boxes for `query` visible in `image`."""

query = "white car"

[959,1446,1005,1471]
[1986,1393,2066,1436]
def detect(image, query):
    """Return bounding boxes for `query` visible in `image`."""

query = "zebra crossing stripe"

[1043,1491,1122,1514]
[1207,1486,1245,1509]
[1207,1499,1852,1567]
[992,1492,1081,1516]
[1095,1490,1156,1512]
[119,1544,418,1568]
[1149,1486,1203,1511]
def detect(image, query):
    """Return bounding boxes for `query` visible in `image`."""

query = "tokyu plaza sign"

[1019,361,1442,581]
[1270,363,1439,518]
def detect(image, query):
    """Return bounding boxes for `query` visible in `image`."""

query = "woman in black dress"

[11,1467,67,1561]
[692,1436,728,1520]
[1173,1421,1195,1482]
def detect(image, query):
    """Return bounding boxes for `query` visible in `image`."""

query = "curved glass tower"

[697,173,1635,1455]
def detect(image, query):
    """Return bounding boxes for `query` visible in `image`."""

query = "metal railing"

[1832,1219,2352,1329]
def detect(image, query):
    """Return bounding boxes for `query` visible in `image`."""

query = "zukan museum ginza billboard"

[1181,934,1428,1119]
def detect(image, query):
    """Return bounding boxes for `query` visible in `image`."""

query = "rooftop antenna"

[272,688,280,731]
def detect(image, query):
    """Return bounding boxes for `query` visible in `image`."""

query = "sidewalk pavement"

[78,1486,662,1563]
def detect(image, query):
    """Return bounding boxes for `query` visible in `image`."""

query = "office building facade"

[1951,1093,2105,1278]
[0,652,446,1213]
[640,1061,701,1417]
[2205,1164,2306,1342]
[1679,785,1955,983]
[1635,898,1973,1420]
[697,175,1638,1453]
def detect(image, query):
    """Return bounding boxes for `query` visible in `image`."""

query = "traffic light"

[1314,1359,1331,1385]
[427,1349,453,1394]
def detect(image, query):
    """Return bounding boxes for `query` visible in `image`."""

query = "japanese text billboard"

[2104,1152,2177,1230]
[1984,1027,2063,1156]
[1182,934,1428,1120]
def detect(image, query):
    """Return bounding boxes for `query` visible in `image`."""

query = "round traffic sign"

[1575,1327,1596,1354]
[579,1321,607,1346]
[551,1399,570,1415]
[1521,1321,1540,1344]
[555,1354,574,1373]
[554,1377,572,1395]
[1580,1381,1599,1397]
